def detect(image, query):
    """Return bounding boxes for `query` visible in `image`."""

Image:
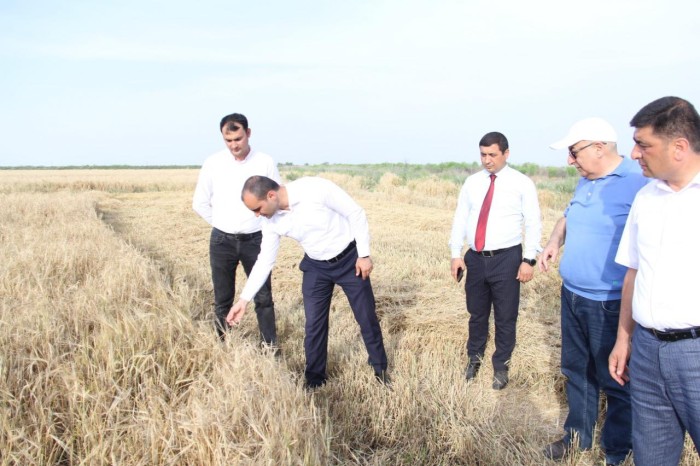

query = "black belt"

[215,228,261,241]
[322,240,356,263]
[642,325,700,342]
[471,244,520,257]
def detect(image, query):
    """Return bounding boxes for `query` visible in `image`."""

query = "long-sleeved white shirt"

[241,177,371,301]
[449,165,542,259]
[192,149,281,233]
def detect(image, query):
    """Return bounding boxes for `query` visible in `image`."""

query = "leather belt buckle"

[225,231,258,241]
[326,254,342,264]
[324,240,356,263]
[649,326,700,342]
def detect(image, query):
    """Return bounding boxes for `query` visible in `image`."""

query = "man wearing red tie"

[449,132,542,389]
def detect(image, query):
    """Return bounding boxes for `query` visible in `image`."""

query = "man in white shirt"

[227,175,389,389]
[449,132,541,390]
[609,96,700,466]
[192,113,279,345]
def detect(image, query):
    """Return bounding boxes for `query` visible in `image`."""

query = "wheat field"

[0,168,697,465]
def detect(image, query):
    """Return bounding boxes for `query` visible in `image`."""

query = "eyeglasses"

[568,142,605,159]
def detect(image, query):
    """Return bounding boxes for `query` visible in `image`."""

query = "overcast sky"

[1,0,698,167]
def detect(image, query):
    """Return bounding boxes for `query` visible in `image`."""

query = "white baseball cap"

[549,117,618,150]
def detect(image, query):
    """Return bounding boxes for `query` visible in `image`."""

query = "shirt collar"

[608,156,627,177]
[692,171,700,186]
[481,164,509,177]
[653,170,700,193]
[233,148,254,164]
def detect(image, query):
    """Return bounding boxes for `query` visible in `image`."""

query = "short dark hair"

[242,175,280,201]
[220,113,249,132]
[630,97,700,152]
[479,132,509,153]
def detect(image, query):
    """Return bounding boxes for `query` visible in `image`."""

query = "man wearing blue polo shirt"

[539,118,648,465]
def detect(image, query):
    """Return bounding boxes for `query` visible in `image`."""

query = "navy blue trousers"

[299,245,387,386]
[464,244,521,372]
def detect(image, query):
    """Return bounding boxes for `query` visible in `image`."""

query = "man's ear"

[673,137,690,161]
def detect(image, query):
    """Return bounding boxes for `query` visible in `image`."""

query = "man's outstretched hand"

[226,299,249,326]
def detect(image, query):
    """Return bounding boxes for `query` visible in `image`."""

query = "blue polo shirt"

[559,156,648,300]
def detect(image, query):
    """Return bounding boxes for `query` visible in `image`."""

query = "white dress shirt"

[615,172,700,330]
[241,177,371,301]
[449,165,542,259]
[192,149,281,233]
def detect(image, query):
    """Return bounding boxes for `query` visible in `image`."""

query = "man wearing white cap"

[539,118,647,465]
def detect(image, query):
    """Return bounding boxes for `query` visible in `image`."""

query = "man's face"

[242,190,278,218]
[567,141,599,179]
[479,144,509,174]
[631,126,673,179]
[222,124,251,160]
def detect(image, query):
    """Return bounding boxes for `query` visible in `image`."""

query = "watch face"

[523,258,536,266]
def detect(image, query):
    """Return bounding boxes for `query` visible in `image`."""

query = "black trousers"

[209,228,277,343]
[299,245,387,386]
[464,244,521,372]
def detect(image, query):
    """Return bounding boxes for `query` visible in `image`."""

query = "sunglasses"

[568,142,606,159]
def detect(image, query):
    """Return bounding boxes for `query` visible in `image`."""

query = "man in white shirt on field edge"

[192,113,279,347]
[449,131,542,390]
[226,175,389,389]
[609,96,700,466]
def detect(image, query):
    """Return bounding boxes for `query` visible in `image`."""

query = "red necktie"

[474,174,496,252]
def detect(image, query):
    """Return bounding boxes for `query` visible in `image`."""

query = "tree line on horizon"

[0,161,576,178]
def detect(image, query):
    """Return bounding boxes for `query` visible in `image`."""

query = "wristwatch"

[522,258,536,266]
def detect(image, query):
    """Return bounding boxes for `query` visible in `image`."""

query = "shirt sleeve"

[322,180,371,257]
[240,223,281,301]
[192,162,213,224]
[521,177,542,258]
[269,160,282,184]
[615,199,639,269]
[449,181,470,258]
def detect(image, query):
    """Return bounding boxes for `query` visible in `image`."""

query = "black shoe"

[492,370,509,390]
[543,438,571,461]
[374,370,392,387]
[261,342,282,359]
[304,379,326,392]
[605,456,630,466]
[465,362,481,381]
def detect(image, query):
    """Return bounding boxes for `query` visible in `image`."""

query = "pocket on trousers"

[601,299,621,314]
[210,229,225,246]
[299,256,309,272]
